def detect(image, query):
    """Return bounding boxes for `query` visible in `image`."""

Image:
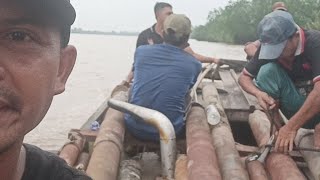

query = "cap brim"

[22,0,76,26]
[259,40,287,60]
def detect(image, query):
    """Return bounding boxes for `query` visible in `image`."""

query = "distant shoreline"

[71,28,139,36]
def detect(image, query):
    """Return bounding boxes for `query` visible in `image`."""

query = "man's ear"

[54,45,77,95]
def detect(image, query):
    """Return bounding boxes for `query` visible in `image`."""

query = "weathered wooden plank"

[219,69,250,111]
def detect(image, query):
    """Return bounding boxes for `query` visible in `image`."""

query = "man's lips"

[0,96,20,126]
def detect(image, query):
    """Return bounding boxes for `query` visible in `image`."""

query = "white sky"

[70,0,229,32]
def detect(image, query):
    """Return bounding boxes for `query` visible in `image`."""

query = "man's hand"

[256,91,276,110]
[275,124,297,153]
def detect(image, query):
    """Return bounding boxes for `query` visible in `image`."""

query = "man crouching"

[125,14,202,141]
[0,0,91,179]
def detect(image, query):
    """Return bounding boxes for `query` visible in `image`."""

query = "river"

[24,34,247,150]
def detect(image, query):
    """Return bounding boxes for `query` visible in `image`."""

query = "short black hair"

[154,2,172,15]
[163,28,189,47]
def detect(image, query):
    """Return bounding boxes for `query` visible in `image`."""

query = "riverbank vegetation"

[192,0,320,44]
[71,28,139,36]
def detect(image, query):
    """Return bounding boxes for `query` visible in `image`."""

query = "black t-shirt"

[136,24,190,49]
[21,144,92,180]
[136,24,164,48]
[244,29,320,83]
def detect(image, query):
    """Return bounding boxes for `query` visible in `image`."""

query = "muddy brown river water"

[24,34,246,150]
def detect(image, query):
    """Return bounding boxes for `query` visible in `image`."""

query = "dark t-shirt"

[136,24,190,49]
[125,44,201,141]
[21,144,92,180]
[244,29,320,83]
[136,24,163,48]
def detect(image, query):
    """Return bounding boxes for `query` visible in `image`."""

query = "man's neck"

[155,22,163,37]
[0,140,25,180]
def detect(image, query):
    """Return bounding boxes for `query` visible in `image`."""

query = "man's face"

[279,32,300,62]
[0,1,76,152]
[156,7,173,25]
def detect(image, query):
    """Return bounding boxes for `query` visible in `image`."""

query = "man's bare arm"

[238,72,275,110]
[184,46,220,64]
[287,82,320,130]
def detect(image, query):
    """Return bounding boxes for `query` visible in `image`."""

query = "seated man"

[125,14,202,142]
[239,10,320,153]
[125,2,219,83]
[0,0,91,179]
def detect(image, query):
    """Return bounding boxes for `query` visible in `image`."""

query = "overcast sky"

[70,0,230,32]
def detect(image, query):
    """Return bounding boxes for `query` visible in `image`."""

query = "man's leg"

[255,62,319,129]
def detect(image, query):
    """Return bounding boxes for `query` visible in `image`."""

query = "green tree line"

[192,0,320,44]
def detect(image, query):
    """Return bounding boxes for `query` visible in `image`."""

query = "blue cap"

[258,10,297,59]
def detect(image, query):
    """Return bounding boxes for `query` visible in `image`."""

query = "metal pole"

[86,86,128,180]
[108,99,176,180]
[186,105,222,180]
[202,83,249,180]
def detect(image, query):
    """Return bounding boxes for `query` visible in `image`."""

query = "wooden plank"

[230,69,260,111]
[219,69,250,111]
[80,98,110,130]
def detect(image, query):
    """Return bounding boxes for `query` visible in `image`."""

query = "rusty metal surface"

[119,159,142,180]
[235,143,259,156]
[186,105,222,180]
[266,152,306,180]
[315,124,320,149]
[295,129,320,180]
[175,155,188,180]
[202,83,249,180]
[86,86,128,180]
[69,129,98,142]
[59,131,85,166]
[249,110,271,147]
[75,152,90,171]
[246,160,269,180]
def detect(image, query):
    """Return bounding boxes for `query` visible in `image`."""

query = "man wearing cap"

[125,14,201,141]
[244,2,288,60]
[0,0,91,179]
[239,10,320,153]
[125,2,219,83]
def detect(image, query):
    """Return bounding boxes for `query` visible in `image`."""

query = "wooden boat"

[57,60,320,180]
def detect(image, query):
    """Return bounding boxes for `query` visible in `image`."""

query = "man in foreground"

[125,14,201,141]
[239,10,320,153]
[126,2,219,82]
[0,0,91,179]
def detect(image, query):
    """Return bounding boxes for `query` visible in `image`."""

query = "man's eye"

[7,31,31,42]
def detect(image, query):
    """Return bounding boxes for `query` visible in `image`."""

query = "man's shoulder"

[22,144,92,180]
[138,26,153,38]
[305,29,320,49]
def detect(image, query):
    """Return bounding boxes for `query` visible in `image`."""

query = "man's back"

[125,44,201,141]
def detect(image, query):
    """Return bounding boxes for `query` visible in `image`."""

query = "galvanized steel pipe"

[86,87,128,180]
[266,152,306,180]
[108,99,176,179]
[186,105,222,180]
[202,83,249,180]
